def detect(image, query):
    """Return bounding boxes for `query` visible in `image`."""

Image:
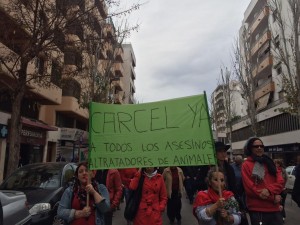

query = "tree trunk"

[6,62,27,177]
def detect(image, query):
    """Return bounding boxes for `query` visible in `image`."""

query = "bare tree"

[0,0,141,177]
[232,32,259,136]
[268,0,300,120]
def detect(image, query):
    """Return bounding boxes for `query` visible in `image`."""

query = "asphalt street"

[112,193,299,225]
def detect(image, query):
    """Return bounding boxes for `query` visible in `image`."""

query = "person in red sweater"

[242,137,284,225]
[119,168,138,203]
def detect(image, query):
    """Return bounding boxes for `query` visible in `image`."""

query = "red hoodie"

[241,156,284,212]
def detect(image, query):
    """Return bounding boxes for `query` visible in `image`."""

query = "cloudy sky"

[124,0,250,103]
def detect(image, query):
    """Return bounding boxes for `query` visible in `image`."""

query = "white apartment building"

[231,0,300,164]
[211,81,247,143]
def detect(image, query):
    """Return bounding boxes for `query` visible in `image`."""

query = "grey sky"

[125,0,250,103]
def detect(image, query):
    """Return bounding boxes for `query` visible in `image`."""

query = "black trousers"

[167,191,182,222]
[249,211,283,225]
[104,210,114,225]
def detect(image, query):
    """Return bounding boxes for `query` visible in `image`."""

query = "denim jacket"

[57,183,110,225]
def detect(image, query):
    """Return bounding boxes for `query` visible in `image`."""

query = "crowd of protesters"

[57,138,300,225]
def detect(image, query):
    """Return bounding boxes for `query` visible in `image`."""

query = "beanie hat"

[243,137,262,156]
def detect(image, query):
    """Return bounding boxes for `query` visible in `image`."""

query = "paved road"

[113,193,299,225]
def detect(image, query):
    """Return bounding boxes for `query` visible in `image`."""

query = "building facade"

[231,0,300,164]
[0,0,136,181]
[211,81,247,144]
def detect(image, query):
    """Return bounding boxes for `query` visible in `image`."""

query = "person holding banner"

[193,168,241,225]
[242,137,284,225]
[57,162,110,225]
[129,167,167,225]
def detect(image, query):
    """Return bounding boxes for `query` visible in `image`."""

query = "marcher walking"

[163,166,185,224]
[129,167,167,225]
[292,155,300,207]
[242,137,284,225]
[57,162,110,225]
[274,159,288,222]
[95,169,123,225]
[193,168,241,225]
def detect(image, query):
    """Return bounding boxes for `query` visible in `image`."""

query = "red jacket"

[241,157,284,212]
[129,171,167,225]
[106,169,123,210]
[119,168,138,189]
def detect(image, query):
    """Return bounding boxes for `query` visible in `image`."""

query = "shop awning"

[21,117,58,131]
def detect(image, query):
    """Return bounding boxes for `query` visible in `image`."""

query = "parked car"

[0,162,77,225]
[0,190,31,225]
[285,165,296,191]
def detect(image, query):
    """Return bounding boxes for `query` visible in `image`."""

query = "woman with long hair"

[57,162,110,225]
[242,137,284,225]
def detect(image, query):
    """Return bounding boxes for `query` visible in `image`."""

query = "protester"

[182,166,198,204]
[129,167,167,225]
[119,168,138,203]
[57,162,110,225]
[231,155,244,200]
[95,169,123,225]
[193,168,241,225]
[292,155,300,207]
[242,137,284,225]
[213,141,237,196]
[274,159,288,222]
[163,166,185,224]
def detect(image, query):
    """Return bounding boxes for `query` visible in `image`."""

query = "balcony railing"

[252,55,273,78]
[248,6,269,35]
[254,79,275,100]
[251,30,271,56]
[114,63,124,77]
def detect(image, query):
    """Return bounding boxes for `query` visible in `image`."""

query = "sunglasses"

[252,145,264,148]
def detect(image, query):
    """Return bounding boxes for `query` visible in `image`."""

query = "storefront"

[1,118,57,181]
[264,143,300,166]
[58,128,88,162]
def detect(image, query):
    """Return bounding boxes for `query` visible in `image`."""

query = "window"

[276,66,282,75]
[274,35,280,48]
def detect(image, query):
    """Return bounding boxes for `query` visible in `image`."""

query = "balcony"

[27,80,62,105]
[95,0,108,18]
[251,31,271,56]
[104,23,114,38]
[0,7,31,54]
[131,81,136,94]
[249,7,269,35]
[114,63,124,77]
[0,43,62,105]
[55,96,89,121]
[252,55,273,79]
[130,65,135,80]
[254,79,275,100]
[114,91,124,104]
[115,47,124,62]
[65,34,82,50]
[111,79,124,91]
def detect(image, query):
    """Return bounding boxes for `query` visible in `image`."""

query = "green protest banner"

[89,94,216,169]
